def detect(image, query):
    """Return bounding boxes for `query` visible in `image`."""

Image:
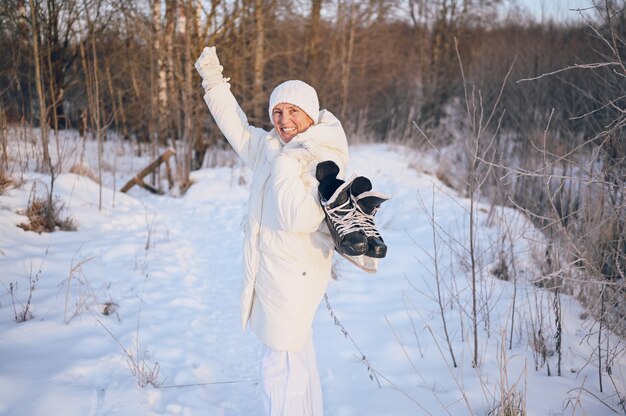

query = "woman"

[195,46,349,415]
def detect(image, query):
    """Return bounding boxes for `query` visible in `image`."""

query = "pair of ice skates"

[316,161,390,273]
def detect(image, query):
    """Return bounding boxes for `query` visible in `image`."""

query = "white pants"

[260,337,323,416]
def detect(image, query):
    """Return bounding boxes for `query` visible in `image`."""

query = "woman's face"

[271,103,314,143]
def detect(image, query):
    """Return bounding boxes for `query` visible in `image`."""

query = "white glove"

[194,46,229,92]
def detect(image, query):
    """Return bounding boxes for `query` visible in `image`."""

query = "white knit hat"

[268,80,320,125]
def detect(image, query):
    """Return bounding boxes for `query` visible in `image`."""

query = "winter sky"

[516,0,592,22]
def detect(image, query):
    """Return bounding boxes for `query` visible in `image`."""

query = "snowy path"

[129,177,262,414]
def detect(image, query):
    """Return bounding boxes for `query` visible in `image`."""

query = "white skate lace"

[353,198,381,238]
[324,198,362,237]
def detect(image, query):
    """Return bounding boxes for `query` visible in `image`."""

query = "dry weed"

[69,162,99,183]
[0,172,14,194]
[17,184,77,233]
[488,390,525,416]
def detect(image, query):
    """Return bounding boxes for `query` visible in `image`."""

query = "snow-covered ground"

[0,132,624,415]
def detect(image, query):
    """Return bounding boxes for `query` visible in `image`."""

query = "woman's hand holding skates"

[316,161,390,273]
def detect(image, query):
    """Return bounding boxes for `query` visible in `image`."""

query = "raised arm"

[195,47,267,168]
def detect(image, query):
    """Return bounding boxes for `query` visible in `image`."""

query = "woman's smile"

[272,103,314,143]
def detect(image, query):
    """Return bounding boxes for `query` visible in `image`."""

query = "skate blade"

[338,251,379,274]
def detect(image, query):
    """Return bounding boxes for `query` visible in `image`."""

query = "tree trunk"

[181,0,194,186]
[340,2,355,120]
[149,0,161,174]
[305,0,322,80]
[91,31,103,211]
[29,0,55,227]
[121,148,176,193]
[252,0,265,123]
[164,0,183,181]
[156,0,168,140]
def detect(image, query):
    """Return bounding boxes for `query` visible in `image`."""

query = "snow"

[1,134,624,415]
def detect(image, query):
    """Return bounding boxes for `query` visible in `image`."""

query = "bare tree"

[338,1,356,120]
[181,0,194,189]
[304,0,322,83]
[252,0,265,122]
[29,0,55,228]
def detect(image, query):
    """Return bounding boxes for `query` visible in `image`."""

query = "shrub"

[17,185,77,233]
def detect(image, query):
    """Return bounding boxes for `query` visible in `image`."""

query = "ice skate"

[338,251,380,274]
[316,161,368,257]
[349,176,390,258]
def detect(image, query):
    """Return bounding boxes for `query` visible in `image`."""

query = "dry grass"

[488,390,525,416]
[0,172,15,194]
[8,249,48,323]
[18,193,77,233]
[69,162,99,183]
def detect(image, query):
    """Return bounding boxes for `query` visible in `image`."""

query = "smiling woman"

[195,46,349,416]
[268,80,320,143]
[271,103,314,143]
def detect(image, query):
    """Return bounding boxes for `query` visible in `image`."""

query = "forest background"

[0,0,625,348]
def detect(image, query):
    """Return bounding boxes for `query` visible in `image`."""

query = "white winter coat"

[203,83,349,351]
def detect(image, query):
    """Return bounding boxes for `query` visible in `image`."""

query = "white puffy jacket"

[203,83,349,351]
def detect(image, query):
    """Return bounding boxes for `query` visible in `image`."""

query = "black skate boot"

[350,176,390,258]
[316,161,368,257]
